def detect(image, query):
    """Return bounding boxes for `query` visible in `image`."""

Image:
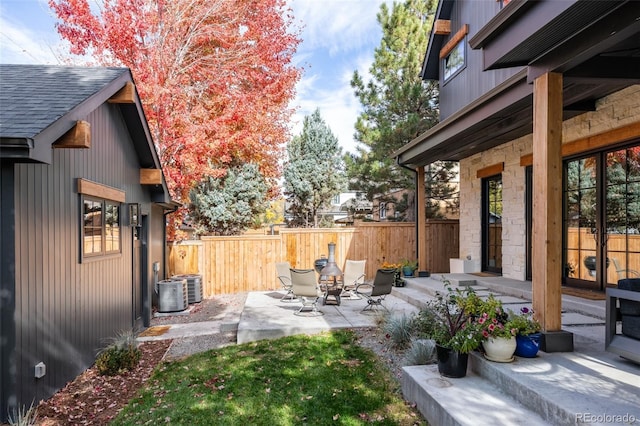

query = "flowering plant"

[508,307,541,336]
[381,261,402,270]
[476,312,517,339]
[472,294,516,339]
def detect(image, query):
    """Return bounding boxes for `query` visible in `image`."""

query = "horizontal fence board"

[167,221,459,296]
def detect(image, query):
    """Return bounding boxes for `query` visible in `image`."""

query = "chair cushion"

[618,279,640,316]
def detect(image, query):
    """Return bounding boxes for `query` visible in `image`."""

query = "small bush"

[95,329,141,376]
[404,338,436,366]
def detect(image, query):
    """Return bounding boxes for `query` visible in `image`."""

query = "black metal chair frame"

[355,268,396,312]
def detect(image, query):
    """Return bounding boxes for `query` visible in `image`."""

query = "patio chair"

[290,268,324,316]
[341,259,366,299]
[355,268,396,312]
[275,261,296,302]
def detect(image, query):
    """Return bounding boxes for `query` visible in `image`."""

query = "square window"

[82,197,121,257]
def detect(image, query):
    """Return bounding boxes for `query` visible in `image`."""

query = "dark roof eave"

[469,0,638,71]
[395,68,529,168]
[420,0,455,80]
[468,0,538,50]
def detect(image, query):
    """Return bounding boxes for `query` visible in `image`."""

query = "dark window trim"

[81,195,122,261]
[442,37,466,85]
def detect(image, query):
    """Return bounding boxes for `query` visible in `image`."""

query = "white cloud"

[287,0,391,154]
[289,0,387,56]
[0,1,63,64]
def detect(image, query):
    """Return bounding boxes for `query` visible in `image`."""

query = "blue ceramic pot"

[515,333,540,358]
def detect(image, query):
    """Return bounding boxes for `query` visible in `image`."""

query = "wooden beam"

[440,24,468,59]
[520,121,640,167]
[434,19,451,35]
[52,120,91,149]
[140,169,162,185]
[108,81,135,104]
[77,178,126,203]
[532,72,563,333]
[476,162,504,179]
[417,167,427,272]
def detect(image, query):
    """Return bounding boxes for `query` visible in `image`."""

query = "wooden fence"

[167,220,459,297]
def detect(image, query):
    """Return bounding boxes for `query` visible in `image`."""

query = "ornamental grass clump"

[95,329,141,376]
[382,312,416,349]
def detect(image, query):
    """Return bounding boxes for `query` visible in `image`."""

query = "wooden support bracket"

[53,120,91,149]
[440,24,468,59]
[140,169,162,185]
[434,19,451,35]
[108,81,135,104]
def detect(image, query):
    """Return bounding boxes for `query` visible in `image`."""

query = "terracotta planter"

[436,344,468,378]
[483,336,516,362]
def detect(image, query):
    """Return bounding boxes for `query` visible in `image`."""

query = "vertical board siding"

[439,1,523,120]
[13,102,154,406]
[168,221,459,296]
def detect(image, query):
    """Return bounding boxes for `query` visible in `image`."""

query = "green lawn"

[114,330,426,425]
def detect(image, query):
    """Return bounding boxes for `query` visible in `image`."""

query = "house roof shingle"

[0,64,127,140]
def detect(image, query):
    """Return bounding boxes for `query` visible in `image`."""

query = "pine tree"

[348,0,458,220]
[189,163,268,236]
[283,109,346,227]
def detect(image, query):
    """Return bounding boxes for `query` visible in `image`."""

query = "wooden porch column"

[532,72,573,351]
[416,166,427,271]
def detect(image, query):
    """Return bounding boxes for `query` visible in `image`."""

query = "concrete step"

[402,362,549,426]
[397,275,640,426]
[403,348,640,426]
[392,276,490,309]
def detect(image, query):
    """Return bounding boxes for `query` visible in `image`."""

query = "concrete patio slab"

[236,290,420,344]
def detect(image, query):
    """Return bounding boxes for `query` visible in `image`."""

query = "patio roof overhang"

[398,0,640,169]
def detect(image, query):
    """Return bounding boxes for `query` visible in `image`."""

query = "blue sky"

[0,0,390,154]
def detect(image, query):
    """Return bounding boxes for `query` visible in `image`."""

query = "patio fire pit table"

[321,278,343,305]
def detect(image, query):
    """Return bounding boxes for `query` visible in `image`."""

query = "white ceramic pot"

[483,336,517,362]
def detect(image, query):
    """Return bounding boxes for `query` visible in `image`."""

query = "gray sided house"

[0,65,173,420]
[395,0,640,353]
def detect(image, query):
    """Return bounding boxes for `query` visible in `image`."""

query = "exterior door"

[482,175,503,274]
[563,143,640,290]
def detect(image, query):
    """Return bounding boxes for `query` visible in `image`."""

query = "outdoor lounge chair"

[290,268,324,316]
[612,258,640,281]
[275,261,296,302]
[355,268,396,312]
[341,259,366,299]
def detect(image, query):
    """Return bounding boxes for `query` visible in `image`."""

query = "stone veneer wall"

[458,85,640,281]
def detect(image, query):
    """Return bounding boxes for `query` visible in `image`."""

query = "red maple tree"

[49,0,302,239]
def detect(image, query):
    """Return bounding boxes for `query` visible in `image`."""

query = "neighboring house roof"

[396,0,640,168]
[0,64,171,202]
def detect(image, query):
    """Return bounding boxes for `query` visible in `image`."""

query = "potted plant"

[381,261,404,286]
[474,297,518,363]
[510,307,542,358]
[400,259,418,277]
[414,282,484,377]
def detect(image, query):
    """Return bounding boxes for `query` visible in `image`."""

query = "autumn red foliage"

[49,0,302,239]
